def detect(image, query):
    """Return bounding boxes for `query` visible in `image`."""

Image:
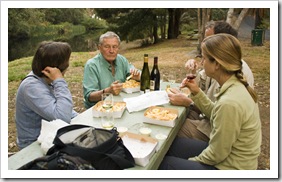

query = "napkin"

[37,119,69,154]
[123,91,169,113]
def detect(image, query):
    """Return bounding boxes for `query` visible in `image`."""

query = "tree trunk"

[226,8,249,30]
[226,8,236,25]
[174,9,182,38]
[160,15,166,39]
[233,8,249,30]
[167,9,175,39]
[254,8,262,28]
[197,8,211,55]
[167,8,182,39]
[153,15,159,44]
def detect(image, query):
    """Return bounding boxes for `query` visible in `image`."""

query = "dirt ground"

[8,36,270,170]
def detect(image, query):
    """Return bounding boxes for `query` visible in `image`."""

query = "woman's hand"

[181,77,200,96]
[42,67,63,82]
[168,92,193,107]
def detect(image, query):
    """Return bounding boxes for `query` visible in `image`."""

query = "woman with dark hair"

[15,41,78,149]
[159,34,261,170]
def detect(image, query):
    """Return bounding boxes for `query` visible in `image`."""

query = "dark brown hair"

[205,21,238,38]
[32,41,71,77]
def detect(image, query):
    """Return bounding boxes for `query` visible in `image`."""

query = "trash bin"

[251,29,264,46]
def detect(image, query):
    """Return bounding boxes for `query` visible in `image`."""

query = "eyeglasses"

[102,45,119,50]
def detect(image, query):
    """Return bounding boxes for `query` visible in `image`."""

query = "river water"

[8,30,104,62]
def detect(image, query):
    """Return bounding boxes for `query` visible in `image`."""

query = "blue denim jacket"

[15,72,78,149]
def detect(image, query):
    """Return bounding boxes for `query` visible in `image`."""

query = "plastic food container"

[120,132,158,167]
[143,106,178,127]
[92,101,126,118]
[122,80,140,93]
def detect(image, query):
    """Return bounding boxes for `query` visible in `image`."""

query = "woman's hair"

[98,31,121,46]
[201,33,258,103]
[32,41,71,77]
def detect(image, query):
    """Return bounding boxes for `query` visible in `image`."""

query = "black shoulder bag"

[18,124,135,170]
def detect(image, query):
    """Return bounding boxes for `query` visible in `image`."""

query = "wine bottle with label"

[150,56,160,91]
[140,54,150,94]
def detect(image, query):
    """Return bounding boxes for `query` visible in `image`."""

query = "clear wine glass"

[168,73,176,87]
[101,93,114,129]
[102,93,113,110]
[186,69,197,80]
[161,73,168,90]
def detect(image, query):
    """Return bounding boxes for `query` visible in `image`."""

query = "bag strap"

[47,124,134,169]
[106,138,135,169]
[55,124,90,137]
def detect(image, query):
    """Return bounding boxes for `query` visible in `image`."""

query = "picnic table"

[8,82,188,171]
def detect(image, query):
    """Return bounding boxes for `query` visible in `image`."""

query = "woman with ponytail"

[159,34,261,170]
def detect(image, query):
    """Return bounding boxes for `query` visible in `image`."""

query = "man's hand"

[130,68,141,81]
[110,80,123,95]
[185,59,198,74]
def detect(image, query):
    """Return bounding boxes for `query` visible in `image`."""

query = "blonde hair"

[201,33,258,103]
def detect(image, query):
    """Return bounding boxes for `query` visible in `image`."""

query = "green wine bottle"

[140,54,150,94]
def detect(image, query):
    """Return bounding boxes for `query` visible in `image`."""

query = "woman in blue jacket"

[15,41,78,149]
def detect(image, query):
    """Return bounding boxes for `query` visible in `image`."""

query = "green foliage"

[8,9,44,39]
[95,9,161,41]
[29,23,86,37]
[95,8,195,42]
[180,10,198,34]
[9,8,88,39]
[211,8,229,21]
[257,17,270,30]
[81,17,108,31]
[41,8,86,25]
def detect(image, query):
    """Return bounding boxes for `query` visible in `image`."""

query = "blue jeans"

[158,137,218,170]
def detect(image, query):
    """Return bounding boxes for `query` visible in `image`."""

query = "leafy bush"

[82,18,108,31]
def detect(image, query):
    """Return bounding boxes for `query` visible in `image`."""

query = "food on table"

[180,87,191,96]
[123,79,140,88]
[166,87,190,96]
[94,102,126,112]
[145,108,177,121]
[166,87,173,94]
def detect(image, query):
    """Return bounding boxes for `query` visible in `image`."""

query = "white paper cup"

[117,126,128,134]
[139,127,152,136]
[155,133,167,140]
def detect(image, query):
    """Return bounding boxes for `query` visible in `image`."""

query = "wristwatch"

[189,102,195,108]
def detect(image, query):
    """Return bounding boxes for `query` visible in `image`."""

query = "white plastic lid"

[155,133,167,140]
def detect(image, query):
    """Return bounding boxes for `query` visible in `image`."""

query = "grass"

[8,35,270,169]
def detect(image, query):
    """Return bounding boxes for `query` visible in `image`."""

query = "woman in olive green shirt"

[159,34,261,170]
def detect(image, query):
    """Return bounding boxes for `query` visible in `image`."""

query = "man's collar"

[99,53,117,66]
